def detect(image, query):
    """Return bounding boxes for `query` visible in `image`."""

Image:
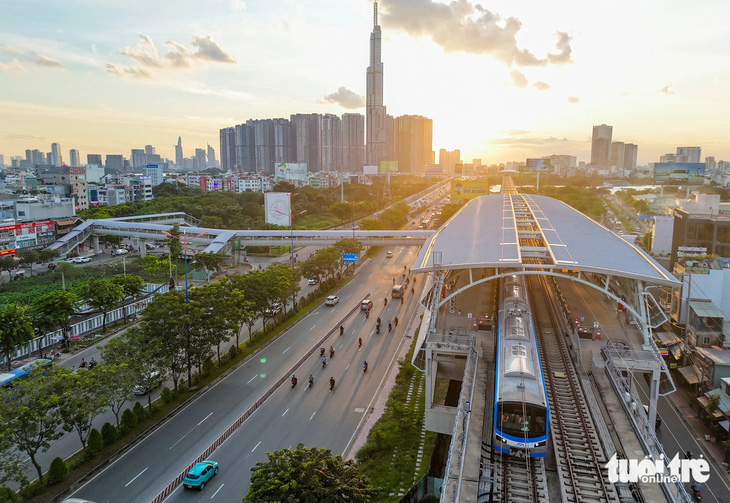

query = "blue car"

[183,460,218,490]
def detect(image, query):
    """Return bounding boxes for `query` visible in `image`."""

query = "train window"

[496,403,548,437]
[511,344,526,356]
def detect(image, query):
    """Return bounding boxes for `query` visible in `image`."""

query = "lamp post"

[274,196,306,309]
[161,229,208,303]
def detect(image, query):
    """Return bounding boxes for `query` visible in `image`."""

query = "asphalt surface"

[70,245,423,502]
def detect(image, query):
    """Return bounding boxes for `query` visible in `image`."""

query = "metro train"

[493,274,549,457]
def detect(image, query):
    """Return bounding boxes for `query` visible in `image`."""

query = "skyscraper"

[131,149,146,169]
[195,148,207,170]
[291,113,322,172]
[51,142,62,166]
[366,1,387,167]
[590,124,612,167]
[677,146,701,163]
[321,113,342,172]
[219,128,235,172]
[207,143,217,167]
[69,149,80,167]
[175,137,183,167]
[342,113,365,172]
[394,115,433,174]
[87,154,102,165]
[609,142,625,169]
[623,144,638,171]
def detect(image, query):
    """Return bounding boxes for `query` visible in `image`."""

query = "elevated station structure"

[407,179,681,502]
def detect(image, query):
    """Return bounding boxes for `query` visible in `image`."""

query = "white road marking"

[338,344,344,349]
[125,467,148,486]
[283,346,291,353]
[211,484,224,498]
[346,363,351,370]
[252,441,261,452]
[197,412,213,426]
[309,411,316,420]
[309,326,316,331]
[247,375,257,384]
[282,408,289,417]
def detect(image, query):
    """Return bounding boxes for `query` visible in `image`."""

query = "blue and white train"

[493,274,549,457]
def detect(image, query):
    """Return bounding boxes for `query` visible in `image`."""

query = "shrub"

[101,422,119,446]
[202,358,215,377]
[0,486,19,502]
[160,386,175,404]
[46,457,68,485]
[120,408,138,433]
[227,345,239,359]
[133,402,147,423]
[87,428,103,458]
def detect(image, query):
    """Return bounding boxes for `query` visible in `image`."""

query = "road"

[70,245,423,502]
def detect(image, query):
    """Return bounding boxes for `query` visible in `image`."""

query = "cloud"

[34,53,64,68]
[113,33,236,74]
[532,80,550,90]
[0,59,26,72]
[105,63,151,79]
[501,129,530,136]
[230,0,246,10]
[509,69,528,88]
[319,86,366,109]
[0,45,25,55]
[486,136,570,146]
[659,83,673,94]
[567,96,580,103]
[380,0,573,67]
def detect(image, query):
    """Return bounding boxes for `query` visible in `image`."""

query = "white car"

[264,302,283,316]
[133,370,163,395]
[324,295,339,306]
[114,248,129,256]
[386,250,393,258]
[77,257,92,263]
[307,278,317,285]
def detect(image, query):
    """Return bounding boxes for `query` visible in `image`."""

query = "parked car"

[325,295,339,306]
[264,302,283,316]
[133,370,163,395]
[183,460,219,490]
[77,257,92,263]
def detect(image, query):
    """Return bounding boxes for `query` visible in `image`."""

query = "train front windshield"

[496,402,547,438]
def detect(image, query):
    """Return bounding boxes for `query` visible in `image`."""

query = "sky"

[2,0,730,166]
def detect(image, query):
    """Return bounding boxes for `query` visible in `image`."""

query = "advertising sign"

[653,163,705,185]
[380,161,399,172]
[526,158,552,171]
[363,165,378,175]
[450,180,489,200]
[342,252,358,263]
[275,162,308,181]
[264,192,291,226]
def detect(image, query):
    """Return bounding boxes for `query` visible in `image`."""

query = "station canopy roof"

[412,193,679,287]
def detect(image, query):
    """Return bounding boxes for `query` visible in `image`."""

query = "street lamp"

[274,195,306,309]
[161,229,208,303]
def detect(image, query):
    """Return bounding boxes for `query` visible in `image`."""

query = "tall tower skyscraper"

[366,1,387,167]
[69,149,80,167]
[175,137,183,167]
[51,142,62,166]
[590,124,612,167]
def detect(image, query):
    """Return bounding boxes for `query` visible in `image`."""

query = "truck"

[391,284,405,298]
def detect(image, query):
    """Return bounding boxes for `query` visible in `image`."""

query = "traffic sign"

[342,253,358,263]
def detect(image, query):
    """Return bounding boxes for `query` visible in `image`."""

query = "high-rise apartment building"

[609,142,625,169]
[235,123,254,172]
[705,156,716,171]
[31,150,44,165]
[207,143,217,167]
[590,124,612,167]
[69,149,80,167]
[220,127,236,172]
[144,145,155,156]
[439,149,461,174]
[50,142,62,166]
[366,2,387,166]
[87,154,102,165]
[342,113,365,172]
[272,119,296,170]
[623,144,638,171]
[394,115,433,174]
[105,154,124,173]
[677,147,701,163]
[291,114,322,172]
[131,149,147,169]
[321,114,342,172]
[25,149,31,162]
[175,137,184,167]
[195,148,207,170]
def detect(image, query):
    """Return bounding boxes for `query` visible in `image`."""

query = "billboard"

[363,165,378,175]
[275,162,308,181]
[653,163,705,185]
[526,158,552,171]
[380,161,399,172]
[264,192,291,226]
[0,220,56,256]
[451,180,489,200]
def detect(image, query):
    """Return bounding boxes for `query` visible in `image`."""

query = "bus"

[0,359,53,389]
[391,284,405,298]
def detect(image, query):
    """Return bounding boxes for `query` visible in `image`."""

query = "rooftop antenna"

[373,1,378,27]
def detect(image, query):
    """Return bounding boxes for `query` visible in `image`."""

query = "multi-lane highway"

[70,245,423,502]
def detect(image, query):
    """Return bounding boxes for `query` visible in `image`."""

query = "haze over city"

[2,0,730,164]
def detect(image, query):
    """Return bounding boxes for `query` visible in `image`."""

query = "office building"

[366,1,387,166]
[105,154,124,173]
[677,147,701,163]
[69,149,80,167]
[342,113,365,172]
[145,164,164,186]
[195,148,207,170]
[144,145,155,156]
[321,113,342,172]
[207,143,217,168]
[50,142,62,166]
[706,156,717,172]
[590,124,612,167]
[609,142,625,169]
[175,137,184,167]
[439,149,461,174]
[87,154,102,165]
[394,115,433,174]
[623,144,638,171]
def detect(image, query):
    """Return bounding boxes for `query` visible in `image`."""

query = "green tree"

[193,252,224,283]
[244,443,377,503]
[17,249,40,274]
[0,362,63,484]
[0,427,27,488]
[31,290,79,349]
[38,247,61,264]
[0,303,35,370]
[78,278,125,332]
[329,202,353,221]
[111,274,145,321]
[58,368,108,451]
[0,256,15,275]
[225,275,257,343]
[165,223,183,260]
[55,261,76,290]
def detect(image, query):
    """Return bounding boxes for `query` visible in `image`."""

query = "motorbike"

[394,317,399,327]
[363,361,368,373]
[358,337,362,348]
[376,324,380,334]
[388,322,392,332]
[291,376,298,388]
[322,357,327,368]
[308,375,314,388]
[329,379,335,391]
[330,348,335,358]
[384,298,388,306]
[339,326,344,336]
[320,347,325,357]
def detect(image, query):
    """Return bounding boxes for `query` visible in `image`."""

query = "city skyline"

[2,0,730,165]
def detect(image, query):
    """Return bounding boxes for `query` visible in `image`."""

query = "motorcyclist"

[291,374,297,387]
[394,317,399,326]
[363,360,368,372]
[308,374,314,387]
[358,337,362,348]
[340,325,344,335]
[366,310,370,318]
[411,287,415,295]
[377,317,381,325]
[329,346,335,357]
[376,324,380,334]
[388,322,392,332]
[329,376,335,390]
[320,345,325,356]
[322,356,327,367]
[691,481,701,495]
[413,277,416,285]
[384,298,388,306]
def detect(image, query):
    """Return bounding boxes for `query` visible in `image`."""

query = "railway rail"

[493,448,548,503]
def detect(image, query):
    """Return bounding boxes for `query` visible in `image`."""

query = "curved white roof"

[412,193,679,287]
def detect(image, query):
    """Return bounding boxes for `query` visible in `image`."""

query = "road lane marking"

[252,441,261,452]
[247,375,257,384]
[125,467,148,486]
[282,408,289,417]
[197,412,213,426]
[346,363,351,370]
[338,344,344,349]
[283,346,291,353]
[310,412,316,420]
[309,326,316,331]
[211,484,224,498]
